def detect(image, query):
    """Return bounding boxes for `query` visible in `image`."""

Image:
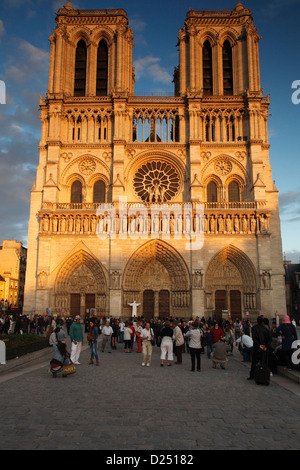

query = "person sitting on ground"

[49,341,70,378]
[212,338,227,369]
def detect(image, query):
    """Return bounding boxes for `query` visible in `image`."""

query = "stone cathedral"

[23,1,286,321]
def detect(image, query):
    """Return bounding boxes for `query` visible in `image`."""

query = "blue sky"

[0,0,300,262]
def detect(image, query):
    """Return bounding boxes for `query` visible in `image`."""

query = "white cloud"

[5,40,49,85]
[20,40,49,63]
[129,17,146,33]
[134,55,172,84]
[279,191,300,213]
[11,123,24,133]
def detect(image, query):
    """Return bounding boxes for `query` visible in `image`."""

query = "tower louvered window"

[203,40,213,96]
[74,40,87,97]
[96,40,108,96]
[223,40,233,95]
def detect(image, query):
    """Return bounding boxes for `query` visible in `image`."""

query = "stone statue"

[128,300,140,318]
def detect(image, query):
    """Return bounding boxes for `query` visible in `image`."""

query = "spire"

[64,1,74,10]
[235,0,244,11]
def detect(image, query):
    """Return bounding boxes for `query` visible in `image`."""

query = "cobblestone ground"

[0,337,300,450]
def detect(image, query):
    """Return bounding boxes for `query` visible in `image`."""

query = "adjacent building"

[0,240,27,308]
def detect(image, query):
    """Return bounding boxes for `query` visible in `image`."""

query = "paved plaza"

[0,331,300,451]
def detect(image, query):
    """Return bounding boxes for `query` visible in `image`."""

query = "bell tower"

[47,1,134,98]
[176,1,261,97]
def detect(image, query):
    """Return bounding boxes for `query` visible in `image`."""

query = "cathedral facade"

[23,1,286,321]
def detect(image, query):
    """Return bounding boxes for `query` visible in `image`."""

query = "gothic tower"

[23,2,286,321]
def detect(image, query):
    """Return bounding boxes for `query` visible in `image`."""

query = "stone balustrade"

[39,202,270,236]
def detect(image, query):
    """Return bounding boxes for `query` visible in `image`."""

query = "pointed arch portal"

[205,245,258,319]
[123,240,191,319]
[54,250,107,317]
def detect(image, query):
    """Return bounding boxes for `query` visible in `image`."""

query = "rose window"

[215,159,232,176]
[133,161,181,202]
[79,158,96,175]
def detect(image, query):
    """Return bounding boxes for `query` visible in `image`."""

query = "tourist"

[242,319,251,336]
[56,324,67,342]
[101,320,113,353]
[49,327,61,346]
[180,320,190,353]
[123,322,132,353]
[234,318,242,339]
[212,339,227,369]
[276,315,298,370]
[66,316,72,335]
[49,340,71,378]
[247,315,271,381]
[211,322,225,344]
[69,315,84,364]
[186,320,202,372]
[111,320,120,350]
[119,319,125,343]
[128,321,135,351]
[236,332,253,362]
[135,321,143,353]
[160,320,174,367]
[87,321,99,365]
[224,323,234,355]
[205,325,213,359]
[141,322,154,366]
[172,320,184,364]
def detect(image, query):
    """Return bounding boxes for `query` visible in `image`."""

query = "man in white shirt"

[101,321,113,353]
[236,332,253,362]
[141,322,154,367]
[119,320,125,343]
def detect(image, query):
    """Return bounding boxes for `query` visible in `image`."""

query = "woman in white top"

[186,321,202,372]
[160,320,174,367]
[124,322,133,353]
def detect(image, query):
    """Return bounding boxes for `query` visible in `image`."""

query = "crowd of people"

[50,313,299,379]
[1,310,298,379]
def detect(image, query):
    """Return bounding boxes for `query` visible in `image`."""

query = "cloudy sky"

[0,0,300,262]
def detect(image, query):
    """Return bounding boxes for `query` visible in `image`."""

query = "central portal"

[123,240,191,319]
[141,262,171,319]
[142,288,170,320]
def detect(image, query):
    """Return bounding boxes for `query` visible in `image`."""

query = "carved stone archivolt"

[205,245,258,312]
[54,250,107,313]
[123,240,190,311]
